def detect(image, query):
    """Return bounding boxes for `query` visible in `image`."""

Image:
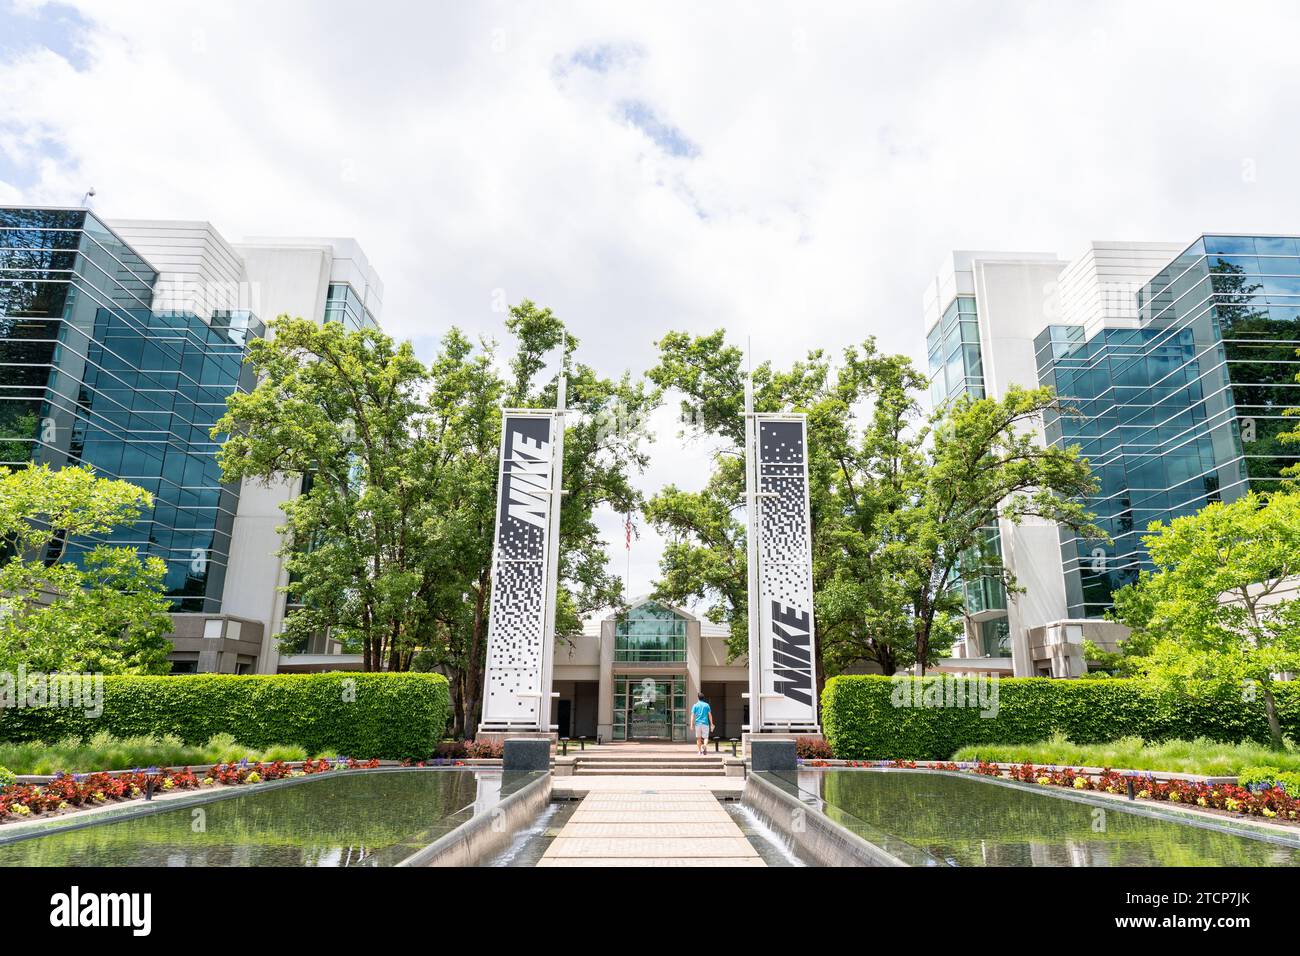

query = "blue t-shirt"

[690,701,712,726]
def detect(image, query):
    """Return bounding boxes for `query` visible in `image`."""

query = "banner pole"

[744,364,762,735]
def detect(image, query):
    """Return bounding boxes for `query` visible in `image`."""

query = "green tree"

[1111,491,1300,749]
[0,464,174,674]
[646,331,1099,681]
[1279,338,1300,483]
[215,303,658,735]
[421,302,658,734]
[216,317,438,673]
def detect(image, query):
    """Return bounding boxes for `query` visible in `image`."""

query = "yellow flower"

[1073,778,1087,789]
[1138,789,1151,799]
[1197,797,1208,807]
[202,778,215,786]
[11,804,31,816]
[1169,791,1180,802]
[1036,776,1051,785]
[1262,808,1277,819]
[161,778,174,791]
[247,772,262,784]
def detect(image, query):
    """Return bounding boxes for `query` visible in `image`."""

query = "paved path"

[537,788,764,867]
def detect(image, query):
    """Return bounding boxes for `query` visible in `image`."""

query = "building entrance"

[613,675,686,741]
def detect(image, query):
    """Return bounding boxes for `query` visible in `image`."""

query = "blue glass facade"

[323,281,377,331]
[1036,235,1300,618]
[927,295,986,406]
[927,295,1008,654]
[0,207,263,612]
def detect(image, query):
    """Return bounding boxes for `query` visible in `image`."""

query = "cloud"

[4,0,1300,605]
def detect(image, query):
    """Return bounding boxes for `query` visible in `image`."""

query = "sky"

[4,0,1300,607]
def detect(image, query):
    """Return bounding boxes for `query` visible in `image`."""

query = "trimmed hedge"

[821,675,1300,761]
[0,673,449,760]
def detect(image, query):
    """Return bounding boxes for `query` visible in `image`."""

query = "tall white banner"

[752,414,820,730]
[479,410,562,731]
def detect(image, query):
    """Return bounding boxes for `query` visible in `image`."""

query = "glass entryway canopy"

[614,600,687,662]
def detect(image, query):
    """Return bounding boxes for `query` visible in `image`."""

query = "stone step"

[573,767,726,774]
[574,759,728,764]
[573,767,724,776]
[571,755,728,763]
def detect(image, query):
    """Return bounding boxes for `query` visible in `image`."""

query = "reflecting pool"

[0,769,530,867]
[770,769,1300,867]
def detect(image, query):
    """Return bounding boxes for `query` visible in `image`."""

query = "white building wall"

[104,219,384,674]
[1056,241,1184,338]
[923,244,1178,676]
[106,219,250,321]
[224,239,385,672]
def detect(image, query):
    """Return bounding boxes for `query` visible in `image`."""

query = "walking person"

[690,693,714,755]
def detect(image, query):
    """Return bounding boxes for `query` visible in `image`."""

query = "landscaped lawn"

[0,732,319,775]
[951,734,1300,776]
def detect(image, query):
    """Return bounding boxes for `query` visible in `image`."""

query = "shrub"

[0,733,318,775]
[0,672,449,760]
[795,737,833,759]
[821,675,1300,761]
[0,766,13,789]
[435,739,468,759]
[1239,766,1300,798]
[464,739,503,759]
[951,733,1300,776]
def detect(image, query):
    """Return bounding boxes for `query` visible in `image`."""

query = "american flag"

[624,513,633,550]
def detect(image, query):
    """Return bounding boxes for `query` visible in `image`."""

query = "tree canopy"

[1111,491,1300,749]
[0,464,174,674]
[646,330,1099,680]
[214,301,658,733]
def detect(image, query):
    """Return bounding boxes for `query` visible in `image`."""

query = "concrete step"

[571,755,729,762]
[564,771,733,779]
[572,762,725,771]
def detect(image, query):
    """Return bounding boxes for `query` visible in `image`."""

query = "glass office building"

[927,295,1009,654]
[1036,235,1300,617]
[927,294,986,406]
[0,207,263,611]
[322,281,378,331]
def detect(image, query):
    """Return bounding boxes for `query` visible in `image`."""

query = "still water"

[771,769,1300,867]
[0,769,527,867]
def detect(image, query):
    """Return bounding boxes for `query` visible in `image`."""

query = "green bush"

[0,732,315,775]
[951,733,1300,776]
[0,672,449,760]
[821,675,1300,761]
[1238,766,1300,797]
[0,765,14,788]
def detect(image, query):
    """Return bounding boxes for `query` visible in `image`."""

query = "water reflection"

[0,769,524,867]
[776,769,1300,867]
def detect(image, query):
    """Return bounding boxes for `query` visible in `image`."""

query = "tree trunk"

[1262,680,1284,750]
[448,673,464,739]
[461,571,489,738]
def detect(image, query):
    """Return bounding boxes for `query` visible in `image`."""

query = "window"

[614,601,687,662]
[322,283,376,331]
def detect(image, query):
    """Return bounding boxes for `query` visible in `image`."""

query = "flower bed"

[0,757,381,825]
[797,758,1300,825]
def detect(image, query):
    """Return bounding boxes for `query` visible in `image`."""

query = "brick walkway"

[536,789,764,867]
